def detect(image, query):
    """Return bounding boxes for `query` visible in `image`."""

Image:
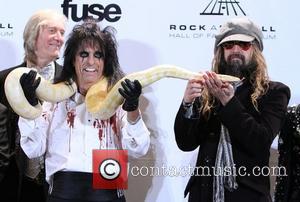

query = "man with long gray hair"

[0,9,67,201]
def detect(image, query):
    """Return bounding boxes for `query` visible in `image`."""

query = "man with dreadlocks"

[18,18,150,202]
[174,18,290,202]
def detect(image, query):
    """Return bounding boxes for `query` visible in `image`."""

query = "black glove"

[19,70,41,106]
[118,79,142,111]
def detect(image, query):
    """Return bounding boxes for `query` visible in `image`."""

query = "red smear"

[67,110,75,128]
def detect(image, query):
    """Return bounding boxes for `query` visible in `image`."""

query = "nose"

[54,31,64,45]
[232,44,241,51]
[86,55,96,65]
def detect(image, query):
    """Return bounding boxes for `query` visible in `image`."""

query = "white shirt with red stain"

[18,92,150,183]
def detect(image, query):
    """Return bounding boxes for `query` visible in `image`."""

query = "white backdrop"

[1,0,300,201]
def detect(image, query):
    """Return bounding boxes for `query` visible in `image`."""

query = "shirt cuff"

[181,101,194,119]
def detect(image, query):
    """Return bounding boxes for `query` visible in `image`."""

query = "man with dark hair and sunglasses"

[18,18,150,202]
[174,18,290,202]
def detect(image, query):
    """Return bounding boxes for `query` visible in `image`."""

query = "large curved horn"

[4,67,77,119]
[86,64,240,120]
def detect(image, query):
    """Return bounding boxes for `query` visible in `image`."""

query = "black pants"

[47,171,126,202]
[20,175,48,202]
[0,160,19,202]
[47,196,125,202]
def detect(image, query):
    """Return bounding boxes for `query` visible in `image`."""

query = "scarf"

[213,124,238,202]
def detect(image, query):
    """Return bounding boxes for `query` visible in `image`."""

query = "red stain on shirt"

[110,115,117,134]
[67,109,76,128]
[93,114,117,142]
[42,112,47,121]
[94,119,104,141]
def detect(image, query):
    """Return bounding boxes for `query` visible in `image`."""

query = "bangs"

[75,38,104,56]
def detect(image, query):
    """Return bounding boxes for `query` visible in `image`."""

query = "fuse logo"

[61,0,122,22]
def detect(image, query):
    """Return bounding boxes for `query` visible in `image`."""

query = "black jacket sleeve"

[0,103,9,182]
[174,104,200,151]
[219,82,290,156]
[174,98,212,151]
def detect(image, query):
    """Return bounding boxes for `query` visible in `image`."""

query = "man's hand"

[118,79,142,111]
[19,70,41,106]
[183,78,203,104]
[203,71,234,106]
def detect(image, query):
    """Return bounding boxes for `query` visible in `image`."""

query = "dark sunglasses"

[222,41,253,51]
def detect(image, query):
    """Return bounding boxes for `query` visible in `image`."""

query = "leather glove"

[19,70,41,106]
[118,79,142,111]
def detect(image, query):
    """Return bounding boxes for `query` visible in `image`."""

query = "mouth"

[229,54,244,61]
[49,44,61,50]
[228,54,245,65]
[230,57,242,63]
[81,67,98,73]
